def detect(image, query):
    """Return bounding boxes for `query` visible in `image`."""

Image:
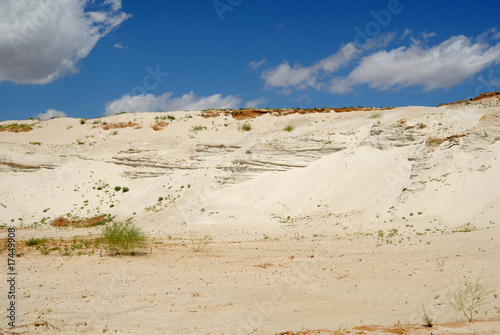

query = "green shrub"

[39,246,52,255]
[369,112,382,119]
[101,221,147,255]
[25,237,47,246]
[283,125,294,132]
[191,125,207,132]
[122,187,129,193]
[29,142,42,146]
[447,278,495,322]
[114,186,121,191]
[239,122,252,132]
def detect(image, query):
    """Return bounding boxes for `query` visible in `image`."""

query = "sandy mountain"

[0,93,499,334]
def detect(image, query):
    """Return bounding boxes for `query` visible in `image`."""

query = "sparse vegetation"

[369,112,382,119]
[190,233,213,252]
[152,121,169,131]
[283,125,294,132]
[25,237,47,246]
[102,122,141,130]
[50,214,113,228]
[239,122,252,132]
[422,304,434,327]
[191,125,207,132]
[29,142,42,146]
[435,257,446,271]
[447,278,495,322]
[0,123,34,132]
[101,221,147,255]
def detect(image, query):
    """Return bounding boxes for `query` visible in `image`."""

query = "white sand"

[0,98,499,334]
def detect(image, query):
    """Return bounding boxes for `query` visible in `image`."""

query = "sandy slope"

[0,96,499,334]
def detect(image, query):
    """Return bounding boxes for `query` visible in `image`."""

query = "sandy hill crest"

[1,92,499,234]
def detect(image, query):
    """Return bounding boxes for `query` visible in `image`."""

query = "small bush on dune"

[191,125,207,132]
[190,232,213,252]
[239,122,252,132]
[447,278,495,322]
[422,304,433,327]
[101,221,147,255]
[25,237,47,246]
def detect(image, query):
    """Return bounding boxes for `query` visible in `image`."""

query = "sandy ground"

[1,95,500,334]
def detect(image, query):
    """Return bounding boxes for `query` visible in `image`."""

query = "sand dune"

[0,95,499,334]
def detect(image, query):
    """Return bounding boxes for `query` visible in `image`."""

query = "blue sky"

[0,0,499,121]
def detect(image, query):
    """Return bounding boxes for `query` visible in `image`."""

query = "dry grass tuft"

[152,121,169,131]
[101,122,141,130]
[50,214,113,228]
[0,123,34,132]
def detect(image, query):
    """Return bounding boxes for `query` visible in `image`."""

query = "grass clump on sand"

[50,214,113,228]
[101,221,147,255]
[25,237,47,246]
[190,232,213,252]
[239,122,252,132]
[191,125,207,132]
[0,123,34,133]
[283,125,294,132]
[368,112,382,119]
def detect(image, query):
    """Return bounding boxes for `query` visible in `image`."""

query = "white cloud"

[105,92,242,116]
[245,97,267,108]
[339,35,500,92]
[421,32,437,40]
[261,61,317,91]
[259,31,500,95]
[36,108,67,120]
[249,59,266,70]
[0,0,130,84]
[104,0,122,11]
[261,43,358,92]
[113,42,127,49]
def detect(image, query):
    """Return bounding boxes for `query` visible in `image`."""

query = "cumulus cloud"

[335,35,500,93]
[261,43,358,92]
[36,108,67,120]
[0,0,130,84]
[260,31,500,95]
[105,92,242,116]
